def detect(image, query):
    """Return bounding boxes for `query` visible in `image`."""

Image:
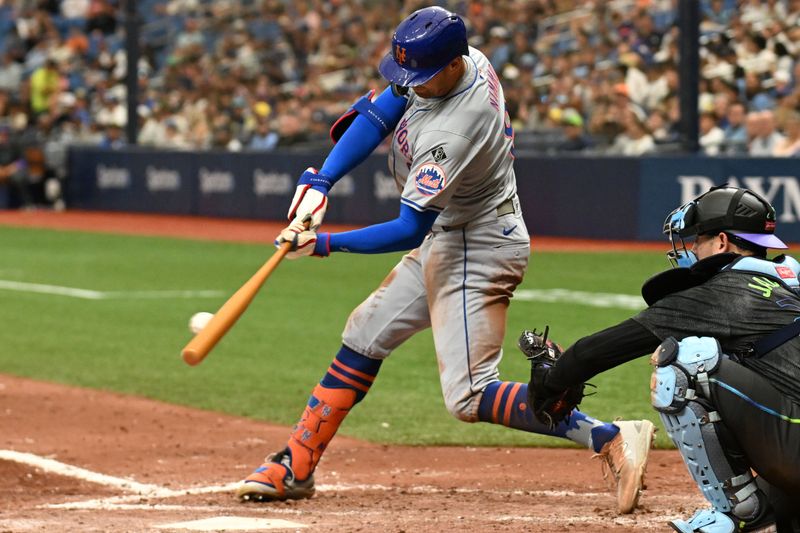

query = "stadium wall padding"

[67,147,800,242]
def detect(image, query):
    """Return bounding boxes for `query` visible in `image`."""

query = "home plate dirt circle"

[0,212,700,531]
[0,374,703,532]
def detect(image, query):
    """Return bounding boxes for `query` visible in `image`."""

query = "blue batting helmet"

[378,6,469,88]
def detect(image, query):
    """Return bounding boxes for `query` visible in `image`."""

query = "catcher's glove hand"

[518,326,586,429]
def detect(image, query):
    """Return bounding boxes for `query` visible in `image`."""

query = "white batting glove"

[275,224,319,259]
[287,167,330,231]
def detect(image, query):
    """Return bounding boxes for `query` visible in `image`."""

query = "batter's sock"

[477,381,619,452]
[319,345,383,402]
[286,345,382,480]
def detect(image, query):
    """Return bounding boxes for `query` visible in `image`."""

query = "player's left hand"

[287,167,330,231]
[518,327,586,429]
[275,222,320,259]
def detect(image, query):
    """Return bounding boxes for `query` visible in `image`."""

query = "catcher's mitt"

[518,326,586,429]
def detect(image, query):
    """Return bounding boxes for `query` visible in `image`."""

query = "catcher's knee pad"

[650,337,763,522]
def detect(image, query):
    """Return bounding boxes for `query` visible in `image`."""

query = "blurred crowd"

[2,0,800,206]
[507,0,800,156]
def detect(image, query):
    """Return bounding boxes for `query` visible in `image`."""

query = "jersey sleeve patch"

[414,163,446,196]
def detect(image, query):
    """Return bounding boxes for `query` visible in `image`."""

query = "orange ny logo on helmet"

[395,45,407,64]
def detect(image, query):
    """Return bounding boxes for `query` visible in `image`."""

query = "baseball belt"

[439,196,517,232]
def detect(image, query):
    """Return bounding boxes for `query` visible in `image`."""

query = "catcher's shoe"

[236,449,315,502]
[595,419,656,514]
[670,509,737,533]
[669,508,777,533]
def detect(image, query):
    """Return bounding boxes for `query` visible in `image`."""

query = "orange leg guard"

[286,384,357,480]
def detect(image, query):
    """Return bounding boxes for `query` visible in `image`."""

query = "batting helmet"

[378,6,469,88]
[664,186,787,249]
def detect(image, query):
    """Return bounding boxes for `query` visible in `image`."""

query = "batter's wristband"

[313,233,331,257]
[298,170,335,194]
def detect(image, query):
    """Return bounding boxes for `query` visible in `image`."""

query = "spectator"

[138,106,167,147]
[702,0,735,28]
[722,101,748,153]
[210,125,241,152]
[161,118,192,150]
[247,119,279,152]
[87,0,116,34]
[608,107,655,156]
[745,110,762,153]
[699,111,725,155]
[95,93,126,128]
[556,108,592,152]
[749,110,785,155]
[28,58,60,116]
[0,124,33,207]
[174,17,204,53]
[772,112,800,157]
[487,26,512,72]
[276,113,309,147]
[99,123,126,149]
[632,11,662,57]
[738,32,776,76]
[61,0,89,21]
[64,26,89,57]
[772,69,793,99]
[0,52,23,93]
[647,108,678,144]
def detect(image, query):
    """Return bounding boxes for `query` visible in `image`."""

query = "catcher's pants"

[710,360,800,503]
[342,202,529,422]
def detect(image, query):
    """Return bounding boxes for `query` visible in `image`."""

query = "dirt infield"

[0,210,701,532]
[0,375,701,532]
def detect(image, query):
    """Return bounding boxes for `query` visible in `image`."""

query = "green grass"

[0,226,672,447]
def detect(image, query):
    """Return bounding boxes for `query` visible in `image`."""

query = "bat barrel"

[181,242,292,366]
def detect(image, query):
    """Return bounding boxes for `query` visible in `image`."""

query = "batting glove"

[287,167,332,231]
[275,223,322,259]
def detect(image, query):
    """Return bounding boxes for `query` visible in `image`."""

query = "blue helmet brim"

[378,52,445,88]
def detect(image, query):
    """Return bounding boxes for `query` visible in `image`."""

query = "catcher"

[525,186,800,532]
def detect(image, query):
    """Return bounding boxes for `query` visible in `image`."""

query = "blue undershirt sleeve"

[314,204,439,255]
[317,86,407,187]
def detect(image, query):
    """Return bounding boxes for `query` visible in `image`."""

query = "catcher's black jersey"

[634,269,800,403]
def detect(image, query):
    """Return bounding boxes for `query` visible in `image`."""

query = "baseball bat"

[181,239,294,366]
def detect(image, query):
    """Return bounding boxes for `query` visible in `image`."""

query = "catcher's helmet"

[378,6,469,88]
[664,186,787,267]
[665,186,786,248]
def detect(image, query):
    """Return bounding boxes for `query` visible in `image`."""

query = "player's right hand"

[287,167,330,231]
[275,221,320,259]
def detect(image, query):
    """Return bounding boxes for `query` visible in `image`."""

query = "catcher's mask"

[663,186,787,268]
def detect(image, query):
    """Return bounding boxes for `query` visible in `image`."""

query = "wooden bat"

[181,239,294,366]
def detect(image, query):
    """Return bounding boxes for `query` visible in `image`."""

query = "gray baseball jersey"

[343,47,530,421]
[388,47,518,228]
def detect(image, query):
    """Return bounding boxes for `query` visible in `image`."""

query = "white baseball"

[189,312,214,334]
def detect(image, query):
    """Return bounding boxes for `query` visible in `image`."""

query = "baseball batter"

[236,6,653,513]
